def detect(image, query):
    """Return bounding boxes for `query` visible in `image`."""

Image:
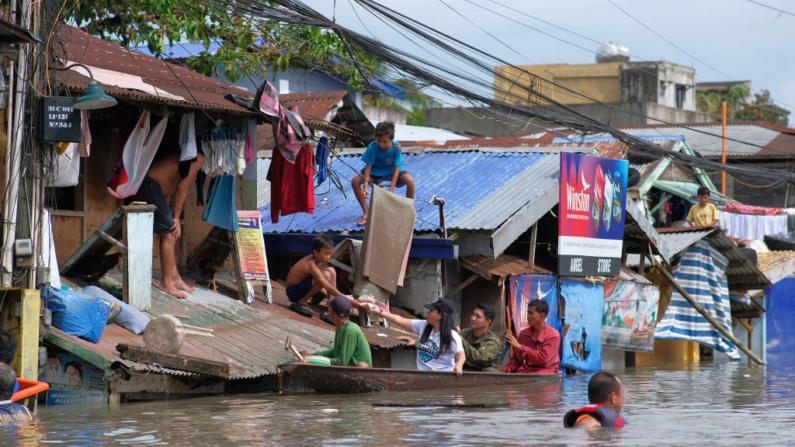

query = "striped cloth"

[655,240,740,360]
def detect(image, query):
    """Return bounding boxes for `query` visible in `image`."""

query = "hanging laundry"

[199,125,246,177]
[179,112,197,161]
[267,144,314,224]
[107,111,168,199]
[47,142,80,187]
[202,174,239,232]
[316,136,329,186]
[244,130,256,164]
[717,210,788,240]
[78,110,92,157]
[724,202,783,216]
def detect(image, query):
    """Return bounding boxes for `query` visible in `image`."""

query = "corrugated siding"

[453,153,558,230]
[257,158,271,210]
[260,151,549,233]
[621,125,780,158]
[658,229,716,256]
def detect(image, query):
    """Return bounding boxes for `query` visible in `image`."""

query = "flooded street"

[1,357,792,446]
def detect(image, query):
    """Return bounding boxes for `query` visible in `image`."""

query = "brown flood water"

[4,357,795,446]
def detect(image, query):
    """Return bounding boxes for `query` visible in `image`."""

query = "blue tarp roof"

[260,151,551,234]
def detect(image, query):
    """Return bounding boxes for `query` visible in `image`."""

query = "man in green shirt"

[459,302,502,372]
[304,296,372,368]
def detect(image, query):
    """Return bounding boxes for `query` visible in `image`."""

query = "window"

[675,85,687,109]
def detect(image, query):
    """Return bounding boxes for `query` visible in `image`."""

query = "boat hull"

[279,363,559,394]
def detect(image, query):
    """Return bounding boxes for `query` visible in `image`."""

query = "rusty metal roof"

[460,254,553,278]
[257,90,372,150]
[756,251,795,285]
[0,16,39,44]
[56,25,256,115]
[47,281,337,380]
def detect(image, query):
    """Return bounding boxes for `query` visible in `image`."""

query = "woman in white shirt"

[370,299,465,374]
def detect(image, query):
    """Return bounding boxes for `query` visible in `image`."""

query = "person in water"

[301,295,372,368]
[0,365,32,424]
[563,371,627,428]
[501,299,560,374]
[374,299,465,375]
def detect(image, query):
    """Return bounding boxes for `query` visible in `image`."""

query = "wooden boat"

[278,362,559,394]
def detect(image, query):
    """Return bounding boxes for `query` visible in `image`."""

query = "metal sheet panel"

[658,229,716,256]
[620,124,783,158]
[260,150,550,233]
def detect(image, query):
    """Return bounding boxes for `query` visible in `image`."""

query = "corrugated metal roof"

[618,123,795,158]
[260,150,557,234]
[657,227,717,256]
[48,281,336,380]
[756,251,795,285]
[460,255,553,278]
[653,180,736,204]
[57,26,255,115]
[257,158,271,210]
[372,121,470,143]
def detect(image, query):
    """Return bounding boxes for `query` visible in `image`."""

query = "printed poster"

[559,152,629,276]
[509,275,560,336]
[38,353,106,391]
[560,279,603,372]
[602,282,661,353]
[237,211,273,303]
[46,389,107,406]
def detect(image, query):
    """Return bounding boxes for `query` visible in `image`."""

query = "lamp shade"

[73,81,117,110]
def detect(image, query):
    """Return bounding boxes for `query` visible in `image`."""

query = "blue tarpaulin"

[560,279,603,372]
[654,240,740,360]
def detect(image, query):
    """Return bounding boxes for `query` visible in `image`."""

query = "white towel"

[179,113,197,161]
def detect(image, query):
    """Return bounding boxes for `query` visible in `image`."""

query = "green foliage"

[697,85,789,126]
[364,79,442,126]
[66,0,378,88]
[737,89,790,126]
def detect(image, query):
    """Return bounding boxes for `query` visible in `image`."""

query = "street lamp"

[54,63,117,110]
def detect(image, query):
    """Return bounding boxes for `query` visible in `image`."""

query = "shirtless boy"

[285,235,344,317]
[126,152,204,298]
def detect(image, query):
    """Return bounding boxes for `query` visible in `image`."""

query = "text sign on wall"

[36,96,82,142]
[236,211,270,281]
[558,152,628,276]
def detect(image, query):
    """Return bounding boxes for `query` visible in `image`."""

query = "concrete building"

[426,59,711,138]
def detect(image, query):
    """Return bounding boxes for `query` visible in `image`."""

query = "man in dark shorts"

[126,152,204,298]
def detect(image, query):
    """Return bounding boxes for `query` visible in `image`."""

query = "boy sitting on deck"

[285,235,345,318]
[352,120,415,226]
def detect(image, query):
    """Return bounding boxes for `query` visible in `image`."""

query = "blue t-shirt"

[360,140,404,177]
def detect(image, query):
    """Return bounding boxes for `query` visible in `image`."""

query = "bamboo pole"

[650,257,764,365]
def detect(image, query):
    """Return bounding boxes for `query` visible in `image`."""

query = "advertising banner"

[602,282,660,353]
[559,152,629,276]
[236,212,270,281]
[559,279,603,372]
[509,275,560,335]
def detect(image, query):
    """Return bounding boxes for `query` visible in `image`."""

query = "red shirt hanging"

[267,144,315,223]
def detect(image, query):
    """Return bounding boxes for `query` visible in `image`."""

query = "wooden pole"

[528,223,538,269]
[722,101,727,195]
[651,257,764,365]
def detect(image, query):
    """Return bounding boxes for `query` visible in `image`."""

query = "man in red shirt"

[501,299,560,374]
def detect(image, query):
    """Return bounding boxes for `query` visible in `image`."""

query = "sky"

[302,0,795,116]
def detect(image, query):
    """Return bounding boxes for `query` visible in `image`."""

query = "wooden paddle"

[284,336,304,362]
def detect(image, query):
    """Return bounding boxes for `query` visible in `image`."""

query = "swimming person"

[563,372,627,428]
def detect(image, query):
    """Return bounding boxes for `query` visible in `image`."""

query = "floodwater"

[4,357,795,446]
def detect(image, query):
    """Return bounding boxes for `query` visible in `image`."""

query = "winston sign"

[558,152,628,276]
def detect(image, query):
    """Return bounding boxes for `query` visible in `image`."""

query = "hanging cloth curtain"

[107,111,168,199]
[202,174,239,232]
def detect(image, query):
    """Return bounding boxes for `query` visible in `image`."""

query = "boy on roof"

[686,186,720,227]
[352,120,415,226]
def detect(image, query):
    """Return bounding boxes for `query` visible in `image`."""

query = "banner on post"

[559,279,604,372]
[602,282,660,353]
[236,211,273,303]
[558,152,629,276]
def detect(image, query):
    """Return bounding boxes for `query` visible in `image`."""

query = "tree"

[696,84,749,121]
[67,0,378,88]
[364,79,442,126]
[737,89,790,126]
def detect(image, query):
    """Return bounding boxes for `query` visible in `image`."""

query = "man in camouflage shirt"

[459,302,502,372]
